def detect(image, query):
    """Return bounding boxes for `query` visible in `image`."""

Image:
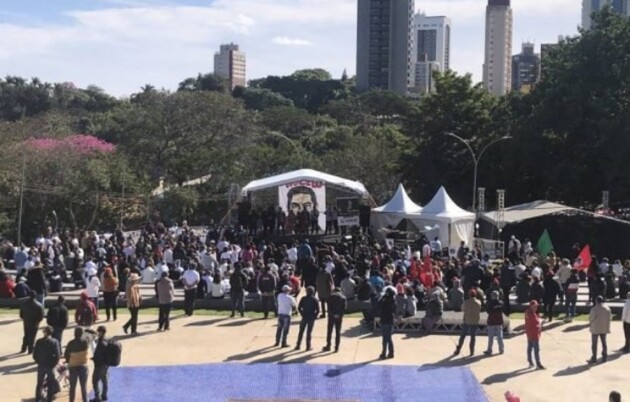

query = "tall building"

[483,0,513,96]
[213,43,246,90]
[582,0,630,29]
[512,42,540,93]
[356,0,415,95]
[411,13,451,95]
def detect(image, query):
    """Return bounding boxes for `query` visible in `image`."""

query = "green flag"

[537,229,554,257]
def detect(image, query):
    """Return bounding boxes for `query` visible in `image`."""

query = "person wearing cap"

[64,327,90,402]
[588,295,612,364]
[123,272,142,335]
[323,287,347,353]
[156,272,175,331]
[378,286,397,359]
[525,300,544,369]
[91,326,110,402]
[20,290,45,354]
[14,275,32,298]
[33,325,61,402]
[484,290,504,355]
[75,292,98,327]
[454,289,481,356]
[275,284,297,348]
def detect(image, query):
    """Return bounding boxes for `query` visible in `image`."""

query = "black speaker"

[237,202,251,226]
[359,205,370,227]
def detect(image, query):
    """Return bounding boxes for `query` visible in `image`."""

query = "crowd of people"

[0,225,628,401]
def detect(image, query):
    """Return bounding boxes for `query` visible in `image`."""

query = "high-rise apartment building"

[356,0,415,95]
[411,13,451,95]
[512,42,540,93]
[213,43,246,90]
[483,0,513,96]
[582,0,630,29]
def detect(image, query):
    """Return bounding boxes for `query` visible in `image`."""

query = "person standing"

[102,267,119,322]
[27,262,47,307]
[65,327,90,402]
[621,293,630,353]
[525,300,545,369]
[323,288,346,353]
[564,269,580,322]
[122,273,141,335]
[275,285,297,348]
[542,272,560,322]
[295,286,319,351]
[20,291,45,354]
[588,295,612,364]
[258,266,277,319]
[499,260,515,315]
[182,264,200,316]
[85,268,101,314]
[91,326,110,402]
[33,325,61,402]
[46,295,68,345]
[229,264,249,318]
[156,272,175,331]
[316,265,333,318]
[454,290,481,356]
[378,287,396,359]
[484,291,505,355]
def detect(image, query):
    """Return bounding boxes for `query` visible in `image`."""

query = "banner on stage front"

[278,180,326,231]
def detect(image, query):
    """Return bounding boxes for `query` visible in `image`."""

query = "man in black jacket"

[46,296,69,345]
[258,266,277,319]
[295,286,319,351]
[91,326,109,402]
[33,325,61,402]
[20,291,45,354]
[229,264,249,318]
[323,288,346,353]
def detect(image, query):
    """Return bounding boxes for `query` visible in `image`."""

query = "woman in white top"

[210,273,224,299]
[86,269,101,311]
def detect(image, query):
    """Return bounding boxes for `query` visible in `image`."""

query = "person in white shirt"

[163,246,174,266]
[622,293,630,353]
[275,285,297,347]
[210,273,225,299]
[422,242,431,259]
[86,268,101,312]
[531,265,542,280]
[287,246,298,265]
[142,265,156,284]
[182,264,201,316]
[430,237,442,256]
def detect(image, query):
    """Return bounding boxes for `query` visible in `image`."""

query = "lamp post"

[445,132,512,212]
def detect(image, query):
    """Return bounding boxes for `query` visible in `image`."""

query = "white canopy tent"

[371,184,423,234]
[409,186,475,249]
[480,200,580,226]
[241,169,369,197]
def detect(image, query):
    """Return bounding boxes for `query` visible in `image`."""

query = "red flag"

[573,245,592,271]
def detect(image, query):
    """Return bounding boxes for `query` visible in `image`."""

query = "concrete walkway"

[0,312,626,401]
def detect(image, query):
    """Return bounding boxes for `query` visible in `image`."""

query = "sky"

[0,0,581,97]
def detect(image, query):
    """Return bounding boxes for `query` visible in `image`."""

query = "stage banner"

[278,180,326,231]
[336,197,360,227]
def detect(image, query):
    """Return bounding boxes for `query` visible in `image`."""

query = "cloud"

[0,0,580,96]
[272,36,313,46]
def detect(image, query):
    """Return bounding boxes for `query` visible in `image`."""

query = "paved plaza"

[0,312,626,401]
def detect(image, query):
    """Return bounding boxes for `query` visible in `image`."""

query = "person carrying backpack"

[91,325,121,402]
[75,292,98,328]
[46,295,69,344]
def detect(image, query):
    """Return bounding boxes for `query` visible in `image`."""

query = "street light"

[445,132,512,212]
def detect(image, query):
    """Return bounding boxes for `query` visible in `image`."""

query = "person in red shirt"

[0,271,16,298]
[288,268,301,297]
[525,300,545,369]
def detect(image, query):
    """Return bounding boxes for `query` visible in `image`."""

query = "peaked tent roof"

[417,186,475,222]
[373,184,422,213]
[241,169,368,196]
